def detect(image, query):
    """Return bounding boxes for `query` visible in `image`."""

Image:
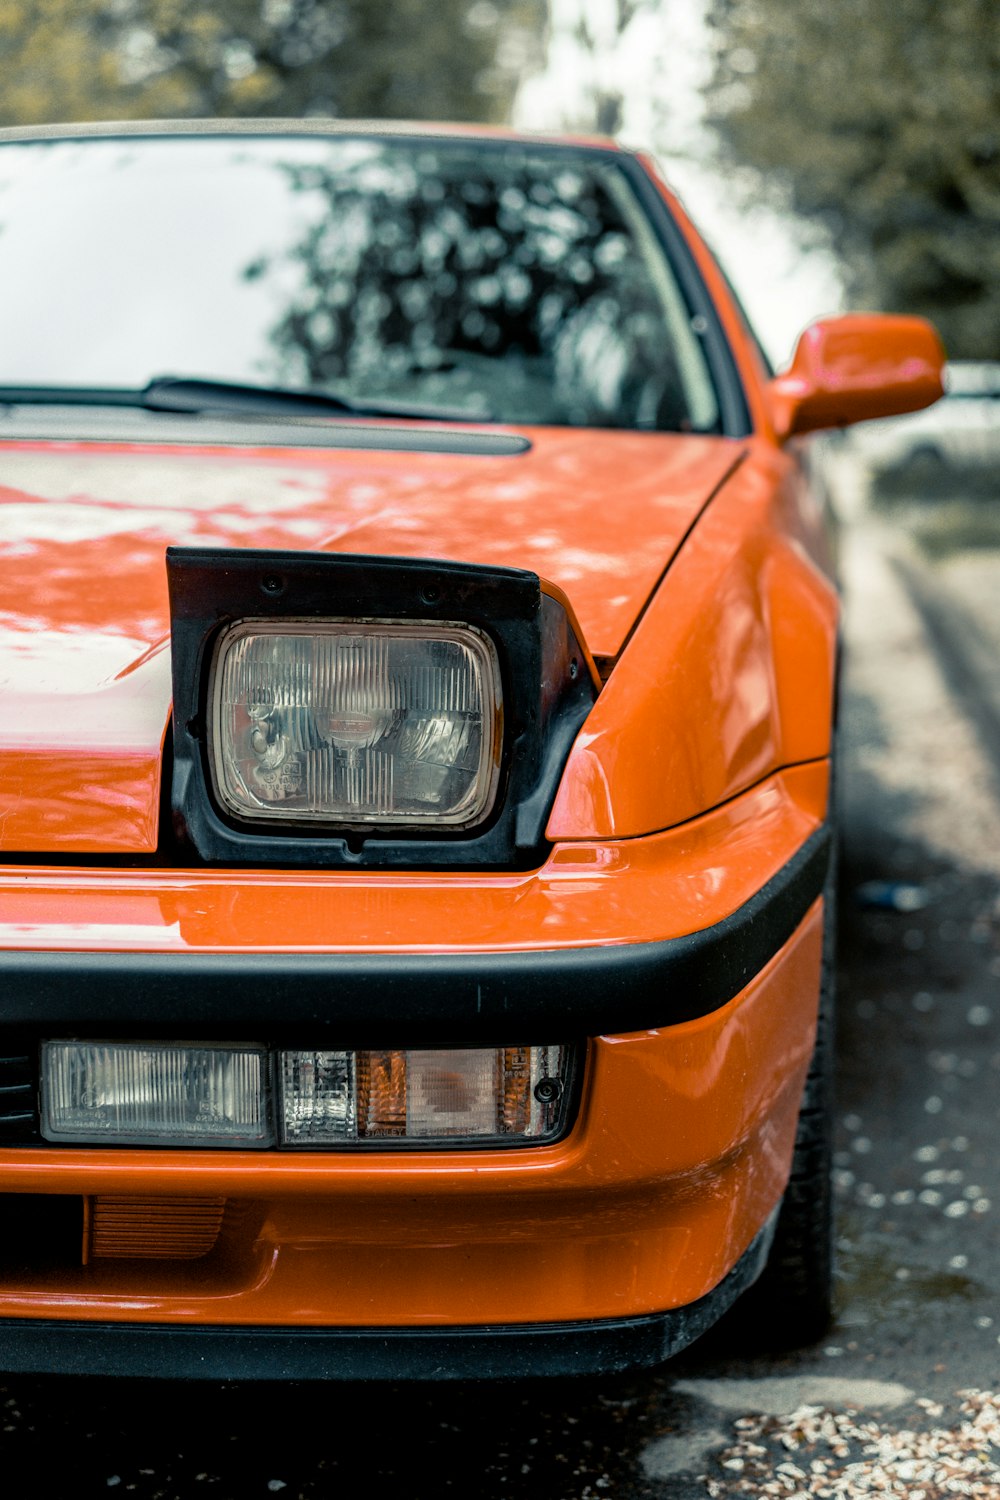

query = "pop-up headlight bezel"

[167,548,597,869]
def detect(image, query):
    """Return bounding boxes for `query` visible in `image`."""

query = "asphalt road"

[2,483,999,1497]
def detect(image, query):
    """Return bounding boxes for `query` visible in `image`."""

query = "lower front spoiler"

[0,1216,775,1382]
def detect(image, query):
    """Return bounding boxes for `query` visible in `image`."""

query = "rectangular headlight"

[209,620,502,828]
[41,1042,272,1147]
[279,1045,572,1147]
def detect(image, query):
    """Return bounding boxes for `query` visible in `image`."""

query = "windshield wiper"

[144,376,364,418]
[0,378,493,424]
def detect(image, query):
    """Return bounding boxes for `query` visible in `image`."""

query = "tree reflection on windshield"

[248,145,720,432]
[0,135,719,432]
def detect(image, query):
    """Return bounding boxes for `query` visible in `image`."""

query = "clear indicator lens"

[210,621,501,827]
[39,1041,574,1150]
[41,1042,271,1147]
[280,1046,571,1146]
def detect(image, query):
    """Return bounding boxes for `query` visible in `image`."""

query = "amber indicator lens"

[210,620,502,828]
[280,1046,573,1146]
[40,1042,273,1148]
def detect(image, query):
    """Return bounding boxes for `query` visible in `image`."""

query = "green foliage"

[0,0,544,127]
[706,0,1000,357]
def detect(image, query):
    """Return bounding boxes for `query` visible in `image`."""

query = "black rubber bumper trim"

[0,824,830,1047]
[0,1214,776,1381]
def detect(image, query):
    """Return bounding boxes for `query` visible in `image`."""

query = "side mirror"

[768,314,946,440]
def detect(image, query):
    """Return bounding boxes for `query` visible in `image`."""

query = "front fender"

[547,444,838,840]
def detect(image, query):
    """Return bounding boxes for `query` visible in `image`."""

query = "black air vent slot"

[0,1049,39,1142]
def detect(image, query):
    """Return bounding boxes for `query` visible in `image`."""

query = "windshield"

[0,134,720,433]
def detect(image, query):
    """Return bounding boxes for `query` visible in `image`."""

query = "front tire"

[727,862,836,1349]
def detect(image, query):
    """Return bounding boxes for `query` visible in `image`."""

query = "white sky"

[514,0,844,367]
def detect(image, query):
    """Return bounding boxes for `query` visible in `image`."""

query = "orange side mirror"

[768,314,946,440]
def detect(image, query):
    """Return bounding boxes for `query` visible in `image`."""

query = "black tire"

[725,859,836,1350]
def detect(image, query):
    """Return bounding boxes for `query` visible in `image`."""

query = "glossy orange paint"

[0,900,822,1327]
[0,763,825,954]
[769,313,947,439]
[0,429,741,853]
[547,442,838,839]
[0,641,170,854]
[0,129,912,1360]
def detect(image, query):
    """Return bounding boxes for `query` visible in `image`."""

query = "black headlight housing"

[167,548,597,869]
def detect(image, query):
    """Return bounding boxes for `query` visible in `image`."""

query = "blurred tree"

[569,0,655,135]
[521,0,660,137]
[0,0,544,127]
[706,0,1000,357]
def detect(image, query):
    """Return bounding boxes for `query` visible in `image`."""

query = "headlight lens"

[209,620,502,828]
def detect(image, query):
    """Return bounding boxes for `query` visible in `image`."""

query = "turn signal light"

[40,1041,575,1150]
[280,1046,572,1146]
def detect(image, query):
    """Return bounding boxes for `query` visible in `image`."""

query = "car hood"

[0,423,743,853]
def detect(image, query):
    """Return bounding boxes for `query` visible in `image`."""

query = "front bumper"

[2,821,828,1044]
[0,1216,776,1380]
[0,764,829,1363]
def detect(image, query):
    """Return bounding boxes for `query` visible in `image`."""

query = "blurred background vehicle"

[846,361,1000,488]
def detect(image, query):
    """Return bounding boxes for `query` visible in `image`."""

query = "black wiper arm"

[142,377,493,424]
[0,385,156,409]
[0,380,342,414]
[0,378,494,425]
[142,376,359,418]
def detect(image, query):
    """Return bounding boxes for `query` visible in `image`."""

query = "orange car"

[0,121,942,1379]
